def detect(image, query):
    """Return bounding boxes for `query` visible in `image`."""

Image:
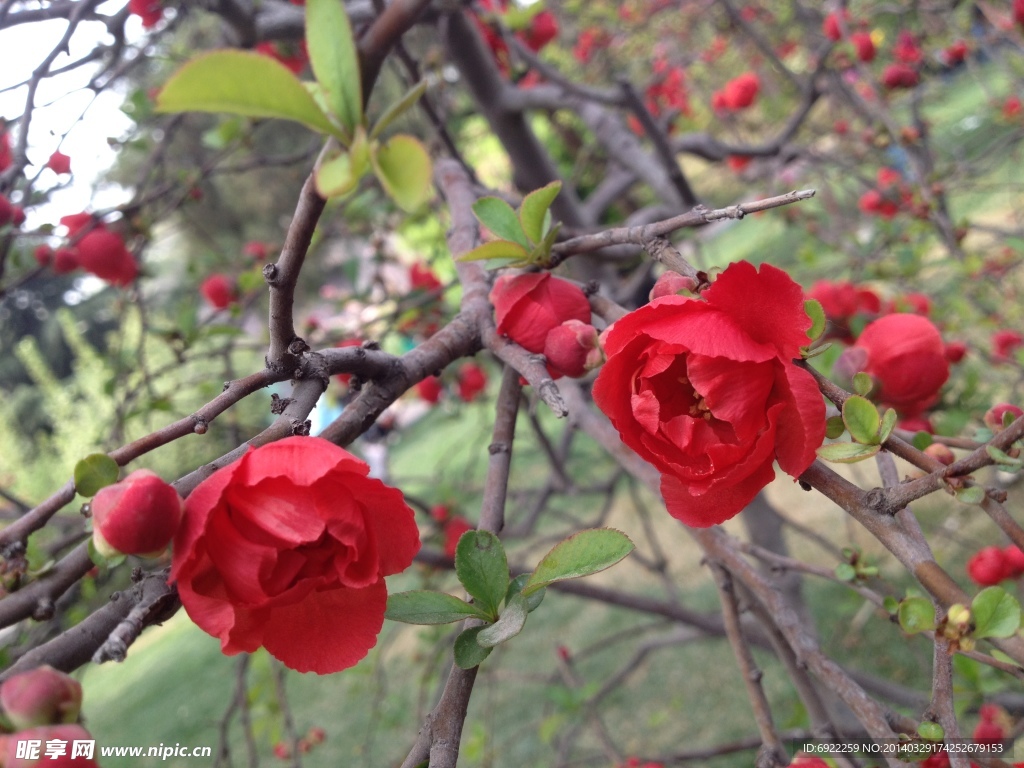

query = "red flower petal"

[172,457,245,580]
[330,472,420,576]
[772,362,826,478]
[661,457,776,527]
[260,581,387,674]
[236,435,365,488]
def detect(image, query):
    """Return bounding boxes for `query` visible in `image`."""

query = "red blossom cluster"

[473,0,560,79]
[573,27,609,64]
[36,214,139,286]
[858,166,919,219]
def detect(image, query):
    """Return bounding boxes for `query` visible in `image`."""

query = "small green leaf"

[518,181,562,245]
[804,299,826,342]
[526,222,561,267]
[306,0,362,135]
[315,151,358,198]
[370,80,427,140]
[384,591,489,625]
[825,415,846,440]
[477,593,528,648]
[912,431,933,450]
[87,536,125,569]
[898,597,936,634]
[372,134,433,212]
[917,721,944,742]
[473,197,530,248]
[523,528,634,596]
[455,530,509,620]
[986,445,1023,469]
[456,240,530,263]
[972,586,1021,639]
[834,563,857,582]
[883,596,900,615]
[505,573,546,613]
[954,486,986,506]
[815,442,881,463]
[74,454,119,497]
[801,341,833,359]
[852,372,874,397]
[843,395,881,445]
[156,51,339,137]
[454,626,493,669]
[878,408,898,443]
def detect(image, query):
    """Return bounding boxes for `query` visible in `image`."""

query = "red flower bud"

[456,363,487,402]
[881,63,920,90]
[0,666,82,731]
[75,230,138,287]
[409,262,443,292]
[944,341,968,363]
[543,319,601,378]
[34,245,53,268]
[523,11,558,51]
[822,10,849,41]
[59,212,93,237]
[942,40,969,66]
[1003,546,1024,578]
[991,330,1024,362]
[850,32,875,62]
[893,31,922,64]
[712,72,760,111]
[307,727,326,744]
[429,504,450,523]
[923,443,955,466]
[650,271,699,300]
[490,273,591,354]
[129,0,164,28]
[200,274,236,310]
[443,517,473,558]
[967,546,1012,587]
[91,470,183,557]
[983,403,1024,432]
[47,151,71,175]
[242,241,270,261]
[52,248,79,275]
[973,718,1005,744]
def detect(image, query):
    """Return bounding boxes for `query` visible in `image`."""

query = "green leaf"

[156,51,339,137]
[804,299,826,342]
[473,197,530,248]
[505,573,546,613]
[843,395,881,445]
[883,596,900,615]
[74,454,119,497]
[524,528,634,596]
[384,591,489,625]
[477,593,528,648]
[972,586,1021,639]
[954,486,986,506]
[306,0,362,135]
[518,181,562,245]
[825,415,846,440]
[526,222,561,267]
[852,372,873,396]
[878,408,898,443]
[455,530,509,620]
[834,563,857,582]
[456,240,530,263]
[370,80,427,140]
[815,442,881,463]
[315,151,358,198]
[372,134,433,212]
[986,445,1023,470]
[898,597,936,634]
[917,721,944,742]
[912,431,933,450]
[454,627,493,669]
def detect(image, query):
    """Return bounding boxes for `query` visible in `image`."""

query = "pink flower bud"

[0,666,82,731]
[91,470,183,557]
[649,271,698,300]
[543,320,601,378]
[923,443,955,466]
[984,403,1024,432]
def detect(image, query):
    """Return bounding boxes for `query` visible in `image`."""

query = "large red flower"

[852,314,949,415]
[170,436,420,674]
[593,261,825,527]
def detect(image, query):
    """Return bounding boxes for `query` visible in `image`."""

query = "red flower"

[75,229,138,286]
[255,41,308,75]
[52,248,79,275]
[59,212,94,237]
[881,63,919,90]
[171,436,420,674]
[850,31,875,62]
[942,40,969,66]
[91,470,183,557]
[807,280,880,339]
[712,72,760,111]
[47,151,71,175]
[415,376,443,404]
[243,241,271,261]
[893,31,922,64]
[822,10,850,41]
[34,245,53,268]
[967,546,1010,587]
[410,262,443,292]
[973,718,1005,744]
[457,362,487,402]
[592,261,825,527]
[944,341,967,363]
[851,314,948,415]
[992,329,1024,362]
[727,155,752,172]
[574,27,606,64]
[1004,546,1024,578]
[1003,96,1022,120]
[129,0,163,28]
[200,274,236,310]
[523,11,558,52]
[858,189,899,218]
[442,517,473,558]
[490,273,591,354]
